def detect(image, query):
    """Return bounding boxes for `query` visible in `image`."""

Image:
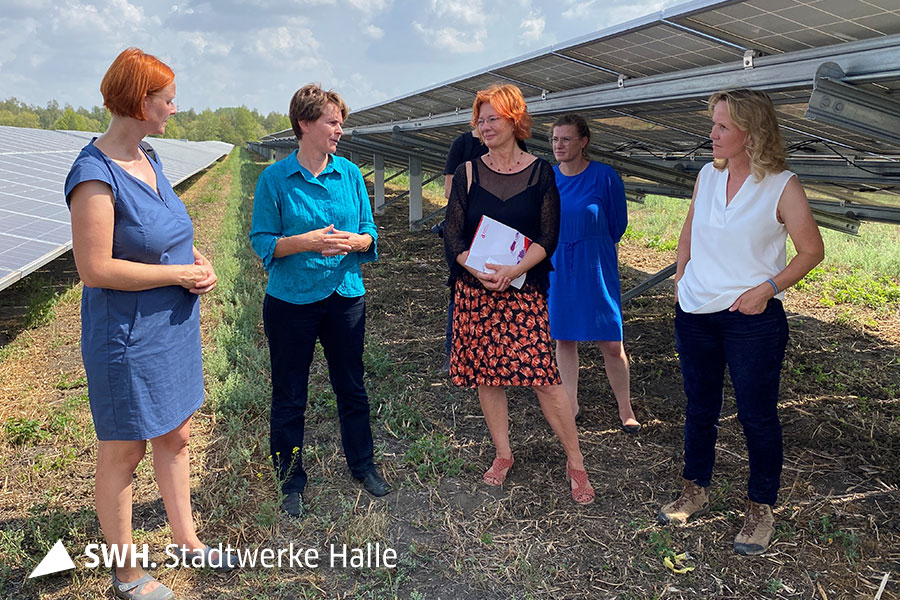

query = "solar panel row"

[303,0,899,227]
[0,126,233,292]
[345,0,900,129]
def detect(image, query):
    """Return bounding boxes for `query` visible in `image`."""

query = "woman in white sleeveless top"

[658,89,823,556]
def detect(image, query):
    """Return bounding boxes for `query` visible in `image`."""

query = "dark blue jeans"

[675,299,788,506]
[264,292,374,495]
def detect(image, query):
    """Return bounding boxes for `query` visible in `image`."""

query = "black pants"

[264,292,374,494]
[675,299,788,505]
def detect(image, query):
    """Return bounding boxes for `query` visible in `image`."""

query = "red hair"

[101,48,174,120]
[471,84,532,141]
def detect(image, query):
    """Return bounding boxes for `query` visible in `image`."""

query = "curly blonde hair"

[708,89,786,180]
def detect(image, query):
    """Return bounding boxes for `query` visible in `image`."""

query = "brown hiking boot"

[658,479,709,525]
[733,499,775,556]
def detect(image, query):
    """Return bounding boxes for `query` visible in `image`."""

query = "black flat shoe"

[358,471,391,497]
[281,492,304,517]
[620,423,642,434]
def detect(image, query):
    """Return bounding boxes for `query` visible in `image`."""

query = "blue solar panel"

[0,126,233,291]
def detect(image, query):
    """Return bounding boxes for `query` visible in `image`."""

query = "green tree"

[264,111,291,134]
[0,96,288,143]
[0,109,40,128]
[40,100,62,129]
[52,107,102,132]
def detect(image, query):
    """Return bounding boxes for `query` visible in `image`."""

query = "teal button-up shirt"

[249,151,378,305]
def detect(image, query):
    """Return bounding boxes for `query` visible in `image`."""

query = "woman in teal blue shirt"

[249,84,388,517]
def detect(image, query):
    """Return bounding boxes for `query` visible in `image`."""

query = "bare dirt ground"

[1,159,898,599]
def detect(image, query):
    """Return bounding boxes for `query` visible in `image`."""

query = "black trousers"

[675,299,788,505]
[264,292,374,494]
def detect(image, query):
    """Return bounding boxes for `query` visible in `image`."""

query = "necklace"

[485,150,522,173]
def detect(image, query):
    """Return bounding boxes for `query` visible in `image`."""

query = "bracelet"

[765,279,779,295]
[361,235,373,252]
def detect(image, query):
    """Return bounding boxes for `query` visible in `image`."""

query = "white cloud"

[187,33,233,57]
[346,0,392,15]
[429,0,483,26]
[51,0,158,34]
[252,24,321,60]
[0,17,39,69]
[339,72,390,110]
[413,23,486,54]
[364,24,384,39]
[562,0,682,26]
[562,0,597,20]
[0,0,697,115]
[520,10,545,43]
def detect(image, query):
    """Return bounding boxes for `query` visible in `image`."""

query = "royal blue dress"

[548,161,628,341]
[64,141,204,441]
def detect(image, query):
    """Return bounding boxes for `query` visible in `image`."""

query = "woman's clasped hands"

[477,262,521,292]
[306,224,370,257]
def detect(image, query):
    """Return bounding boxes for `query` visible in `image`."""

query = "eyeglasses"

[476,116,503,127]
[551,136,578,145]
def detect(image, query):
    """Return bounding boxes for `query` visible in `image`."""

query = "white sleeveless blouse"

[678,162,794,314]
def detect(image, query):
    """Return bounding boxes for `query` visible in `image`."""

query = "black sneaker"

[281,492,304,517]
[358,471,390,497]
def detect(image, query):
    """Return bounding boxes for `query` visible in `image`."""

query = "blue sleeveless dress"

[64,141,204,441]
[548,161,628,341]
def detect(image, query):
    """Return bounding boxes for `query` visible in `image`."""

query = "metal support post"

[374,153,385,215]
[622,263,677,304]
[409,156,423,230]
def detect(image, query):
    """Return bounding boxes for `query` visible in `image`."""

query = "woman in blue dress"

[547,114,641,433]
[65,48,232,600]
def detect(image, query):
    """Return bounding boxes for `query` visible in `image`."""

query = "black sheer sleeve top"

[443,156,560,292]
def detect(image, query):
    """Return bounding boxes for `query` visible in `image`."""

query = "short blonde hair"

[289,83,349,140]
[471,84,532,142]
[708,89,787,180]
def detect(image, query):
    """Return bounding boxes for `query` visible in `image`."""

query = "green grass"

[623,195,690,251]
[3,418,49,446]
[815,515,860,562]
[624,194,900,308]
[376,168,446,198]
[197,149,280,527]
[402,432,464,482]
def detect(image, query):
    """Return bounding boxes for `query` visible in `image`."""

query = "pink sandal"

[483,455,514,486]
[566,462,595,505]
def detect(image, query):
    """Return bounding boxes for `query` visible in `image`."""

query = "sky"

[0,0,683,117]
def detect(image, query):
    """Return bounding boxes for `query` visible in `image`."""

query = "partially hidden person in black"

[443,84,594,505]
[436,131,527,375]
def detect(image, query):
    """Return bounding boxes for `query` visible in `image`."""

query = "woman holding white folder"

[444,84,594,505]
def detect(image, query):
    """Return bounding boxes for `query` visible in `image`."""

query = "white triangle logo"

[28,540,76,578]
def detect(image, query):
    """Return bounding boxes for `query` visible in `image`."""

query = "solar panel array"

[316,0,900,219]
[0,126,232,291]
[348,0,900,127]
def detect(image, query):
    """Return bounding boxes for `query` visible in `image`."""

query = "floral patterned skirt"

[450,275,561,388]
